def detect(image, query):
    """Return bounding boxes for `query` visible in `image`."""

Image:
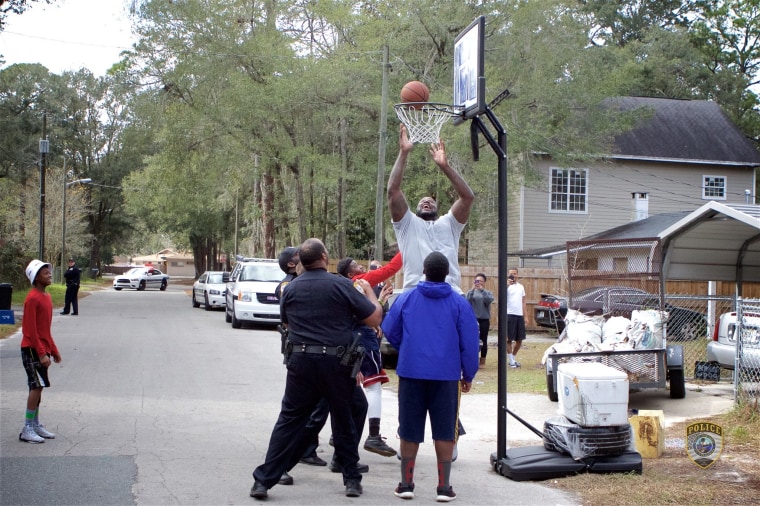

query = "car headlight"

[239,291,254,302]
[209,289,221,295]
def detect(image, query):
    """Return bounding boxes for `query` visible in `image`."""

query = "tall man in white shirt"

[387,124,475,294]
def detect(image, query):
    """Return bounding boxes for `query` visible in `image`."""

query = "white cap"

[25,259,52,285]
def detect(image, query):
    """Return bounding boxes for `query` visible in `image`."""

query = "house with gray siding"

[469,97,760,267]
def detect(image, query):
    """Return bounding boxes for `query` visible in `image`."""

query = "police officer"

[250,238,383,500]
[275,246,299,300]
[60,258,81,315]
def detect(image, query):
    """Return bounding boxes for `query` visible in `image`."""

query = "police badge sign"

[686,421,723,469]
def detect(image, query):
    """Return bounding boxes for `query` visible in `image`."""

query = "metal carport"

[658,201,760,290]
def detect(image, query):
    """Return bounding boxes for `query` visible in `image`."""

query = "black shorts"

[507,314,526,342]
[21,347,50,390]
[397,378,460,443]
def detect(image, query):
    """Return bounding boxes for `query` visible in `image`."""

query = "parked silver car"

[192,271,229,310]
[706,311,760,371]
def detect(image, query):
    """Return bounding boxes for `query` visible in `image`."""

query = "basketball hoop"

[394,103,464,144]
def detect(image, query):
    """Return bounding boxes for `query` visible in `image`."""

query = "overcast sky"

[0,0,136,76]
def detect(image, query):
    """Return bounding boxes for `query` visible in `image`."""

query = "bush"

[0,239,30,288]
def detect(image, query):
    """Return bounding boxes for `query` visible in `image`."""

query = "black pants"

[477,318,490,358]
[253,353,366,488]
[63,284,79,314]
[297,386,367,464]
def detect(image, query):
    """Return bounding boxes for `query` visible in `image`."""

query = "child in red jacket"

[19,260,61,443]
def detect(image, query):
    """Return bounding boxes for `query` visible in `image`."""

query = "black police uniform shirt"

[281,268,376,347]
[64,265,81,285]
[275,272,296,300]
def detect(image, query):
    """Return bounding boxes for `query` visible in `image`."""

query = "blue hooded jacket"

[381,281,480,382]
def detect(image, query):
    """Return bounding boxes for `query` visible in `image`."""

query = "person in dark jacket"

[381,252,479,502]
[60,258,81,315]
[466,273,494,367]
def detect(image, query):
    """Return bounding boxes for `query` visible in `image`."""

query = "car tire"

[160,279,167,291]
[192,293,200,308]
[138,280,146,291]
[204,293,212,311]
[231,304,242,329]
[225,306,232,323]
[668,368,686,399]
[382,353,398,370]
[114,287,123,291]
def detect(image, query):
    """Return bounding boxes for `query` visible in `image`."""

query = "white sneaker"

[19,425,45,443]
[34,423,56,439]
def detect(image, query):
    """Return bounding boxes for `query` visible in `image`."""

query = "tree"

[0,0,54,30]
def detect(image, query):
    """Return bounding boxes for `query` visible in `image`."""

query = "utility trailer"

[545,344,685,402]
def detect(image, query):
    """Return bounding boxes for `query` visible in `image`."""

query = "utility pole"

[374,45,390,260]
[61,157,67,284]
[39,110,49,259]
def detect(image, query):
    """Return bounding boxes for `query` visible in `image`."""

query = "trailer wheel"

[669,369,686,399]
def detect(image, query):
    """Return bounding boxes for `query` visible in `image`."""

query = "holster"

[339,331,366,378]
[278,324,289,364]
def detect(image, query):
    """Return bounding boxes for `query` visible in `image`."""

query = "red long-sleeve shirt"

[350,252,403,287]
[21,288,59,358]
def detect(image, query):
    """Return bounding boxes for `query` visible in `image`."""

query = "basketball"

[400,81,430,103]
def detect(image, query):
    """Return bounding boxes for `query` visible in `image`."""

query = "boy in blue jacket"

[381,252,479,502]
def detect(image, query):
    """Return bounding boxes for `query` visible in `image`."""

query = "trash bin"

[0,283,12,310]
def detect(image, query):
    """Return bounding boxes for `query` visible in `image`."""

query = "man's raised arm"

[430,140,474,224]
[387,125,414,222]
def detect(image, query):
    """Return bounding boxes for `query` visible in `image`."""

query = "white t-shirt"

[506,282,525,315]
[392,208,465,293]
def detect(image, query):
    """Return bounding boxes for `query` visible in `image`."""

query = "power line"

[2,30,133,51]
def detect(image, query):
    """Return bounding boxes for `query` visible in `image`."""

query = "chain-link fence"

[661,294,733,380]
[735,299,760,404]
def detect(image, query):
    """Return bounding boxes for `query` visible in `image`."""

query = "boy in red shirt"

[19,260,62,443]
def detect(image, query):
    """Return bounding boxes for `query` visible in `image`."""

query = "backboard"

[453,16,486,124]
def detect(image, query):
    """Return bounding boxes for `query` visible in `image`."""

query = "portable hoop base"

[491,447,642,482]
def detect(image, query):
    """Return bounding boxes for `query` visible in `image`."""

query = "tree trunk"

[262,166,275,258]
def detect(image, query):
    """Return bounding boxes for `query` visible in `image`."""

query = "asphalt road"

[0,284,579,505]
[1,285,734,505]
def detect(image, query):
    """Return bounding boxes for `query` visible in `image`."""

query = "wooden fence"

[328,259,760,331]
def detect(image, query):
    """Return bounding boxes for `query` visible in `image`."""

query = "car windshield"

[239,264,282,282]
[208,273,224,283]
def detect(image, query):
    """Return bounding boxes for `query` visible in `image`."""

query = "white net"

[394,103,463,144]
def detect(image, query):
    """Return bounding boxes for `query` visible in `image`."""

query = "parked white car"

[224,258,282,328]
[113,267,169,291]
[706,311,760,371]
[192,271,229,310]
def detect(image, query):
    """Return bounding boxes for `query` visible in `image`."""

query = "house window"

[703,175,726,200]
[550,168,587,213]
